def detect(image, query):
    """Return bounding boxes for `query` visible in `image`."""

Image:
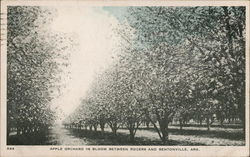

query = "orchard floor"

[62,124,245,146]
[7,124,245,146]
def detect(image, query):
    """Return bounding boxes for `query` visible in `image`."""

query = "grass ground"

[7,124,245,146]
[7,132,49,145]
[68,124,245,146]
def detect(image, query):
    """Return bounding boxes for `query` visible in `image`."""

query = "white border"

[0,1,249,157]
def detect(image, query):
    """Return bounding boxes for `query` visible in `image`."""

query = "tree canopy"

[65,6,246,144]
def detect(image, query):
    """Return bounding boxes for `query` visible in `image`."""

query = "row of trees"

[7,7,73,139]
[65,6,245,144]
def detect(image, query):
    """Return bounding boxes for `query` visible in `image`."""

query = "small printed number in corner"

[7,147,14,150]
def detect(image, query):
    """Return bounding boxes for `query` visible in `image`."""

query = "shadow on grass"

[171,123,243,129]
[7,132,51,145]
[137,127,245,141]
[67,129,206,146]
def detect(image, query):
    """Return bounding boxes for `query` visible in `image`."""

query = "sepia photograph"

[0,0,249,157]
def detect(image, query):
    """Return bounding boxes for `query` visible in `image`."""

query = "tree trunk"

[23,127,27,134]
[35,127,39,132]
[111,128,117,136]
[146,121,150,129]
[94,125,97,132]
[199,119,202,126]
[7,127,10,138]
[220,118,224,126]
[109,122,118,136]
[26,126,30,134]
[206,117,210,131]
[129,129,135,143]
[159,120,168,145]
[179,119,183,130]
[100,123,105,133]
[166,123,169,141]
[17,127,20,135]
[161,131,167,145]
[145,110,168,144]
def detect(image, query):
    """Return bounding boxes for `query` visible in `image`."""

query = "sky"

[49,6,126,117]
